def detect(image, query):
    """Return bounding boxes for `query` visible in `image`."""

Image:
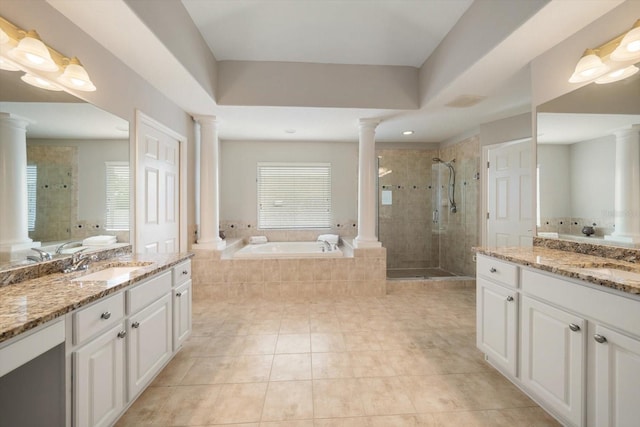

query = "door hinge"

[486,212,490,219]
[487,161,490,169]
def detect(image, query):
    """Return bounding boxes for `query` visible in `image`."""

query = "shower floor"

[387,267,457,279]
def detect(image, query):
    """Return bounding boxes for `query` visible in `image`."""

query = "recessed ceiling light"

[402,130,414,135]
[285,129,296,134]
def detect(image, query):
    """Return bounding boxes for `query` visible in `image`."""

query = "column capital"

[613,123,640,137]
[359,118,380,130]
[193,115,218,126]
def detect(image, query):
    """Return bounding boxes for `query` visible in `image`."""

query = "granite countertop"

[476,246,640,296]
[0,252,193,344]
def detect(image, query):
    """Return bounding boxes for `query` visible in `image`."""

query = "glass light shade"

[568,49,609,83]
[57,58,96,91]
[0,56,21,71]
[595,65,639,84]
[21,73,63,91]
[8,31,58,72]
[611,21,640,62]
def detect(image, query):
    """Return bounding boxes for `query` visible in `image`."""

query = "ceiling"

[537,113,640,144]
[26,1,633,143]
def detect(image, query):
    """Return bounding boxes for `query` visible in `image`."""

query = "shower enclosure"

[377,138,480,279]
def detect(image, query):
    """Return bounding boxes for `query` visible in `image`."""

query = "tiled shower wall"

[377,149,438,269]
[437,136,481,277]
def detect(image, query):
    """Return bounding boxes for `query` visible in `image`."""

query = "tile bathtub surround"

[191,247,387,300]
[116,287,560,427]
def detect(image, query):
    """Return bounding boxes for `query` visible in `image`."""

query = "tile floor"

[116,286,560,426]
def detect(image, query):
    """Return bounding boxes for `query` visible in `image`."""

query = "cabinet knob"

[506,295,514,302]
[176,292,183,297]
[131,321,140,329]
[568,323,580,332]
[593,334,607,344]
[117,330,127,339]
[182,270,188,275]
[489,267,497,273]
[101,311,111,320]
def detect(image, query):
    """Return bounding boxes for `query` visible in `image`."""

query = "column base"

[604,234,640,244]
[353,237,382,248]
[193,239,227,250]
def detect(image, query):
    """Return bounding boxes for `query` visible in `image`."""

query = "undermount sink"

[71,266,144,284]
[580,268,640,282]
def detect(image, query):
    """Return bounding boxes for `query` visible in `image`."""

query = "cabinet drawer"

[73,292,125,345]
[477,255,519,288]
[127,271,172,314]
[172,260,191,286]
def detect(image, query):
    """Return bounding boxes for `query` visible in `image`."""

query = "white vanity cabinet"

[72,293,127,427]
[477,254,640,427]
[126,271,172,400]
[591,324,640,427]
[520,295,585,426]
[172,260,192,350]
[476,255,519,376]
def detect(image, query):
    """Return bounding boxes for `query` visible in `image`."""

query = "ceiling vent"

[445,94,487,108]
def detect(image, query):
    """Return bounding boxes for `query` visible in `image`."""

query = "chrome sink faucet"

[30,247,52,261]
[63,249,94,273]
[55,241,82,254]
[320,240,332,252]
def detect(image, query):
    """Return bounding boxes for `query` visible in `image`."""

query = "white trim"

[134,110,188,253]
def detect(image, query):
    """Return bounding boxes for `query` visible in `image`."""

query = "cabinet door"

[521,296,585,427]
[476,277,518,376]
[74,323,126,427]
[128,293,172,400]
[173,279,192,350]
[593,324,640,427]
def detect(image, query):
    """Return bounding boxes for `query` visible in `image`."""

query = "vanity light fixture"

[569,19,640,85]
[402,130,414,135]
[0,16,96,92]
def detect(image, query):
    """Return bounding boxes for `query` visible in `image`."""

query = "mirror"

[0,70,130,267]
[536,72,640,246]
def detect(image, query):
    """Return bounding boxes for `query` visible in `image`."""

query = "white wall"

[537,144,570,218]
[220,140,358,225]
[570,135,615,219]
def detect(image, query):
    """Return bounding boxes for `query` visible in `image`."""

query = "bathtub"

[233,241,343,259]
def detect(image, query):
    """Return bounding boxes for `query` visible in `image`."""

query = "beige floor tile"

[343,332,382,351]
[313,378,365,418]
[276,334,312,353]
[262,381,314,421]
[312,352,354,379]
[402,375,463,413]
[489,407,562,426]
[349,351,397,377]
[209,382,269,424]
[311,333,346,352]
[313,417,370,427]
[240,334,279,355]
[262,420,314,427]
[227,354,274,383]
[358,377,416,416]
[250,319,283,335]
[271,353,312,381]
[280,319,311,334]
[367,414,424,427]
[151,353,196,386]
[180,356,236,384]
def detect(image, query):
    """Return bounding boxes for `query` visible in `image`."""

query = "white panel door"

[521,296,585,427]
[487,140,533,247]
[136,115,180,253]
[593,324,640,427]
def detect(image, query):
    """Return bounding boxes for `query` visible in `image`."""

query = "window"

[27,165,37,232]
[257,162,331,229]
[105,161,130,231]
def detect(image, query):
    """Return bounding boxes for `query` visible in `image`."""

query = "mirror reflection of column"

[0,112,39,260]
[606,124,640,244]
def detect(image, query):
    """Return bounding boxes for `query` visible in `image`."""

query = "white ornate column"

[193,115,225,250]
[0,113,36,255]
[606,124,640,244]
[354,118,382,248]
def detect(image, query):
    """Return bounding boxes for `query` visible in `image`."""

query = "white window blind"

[257,162,332,229]
[105,161,130,231]
[27,165,37,232]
